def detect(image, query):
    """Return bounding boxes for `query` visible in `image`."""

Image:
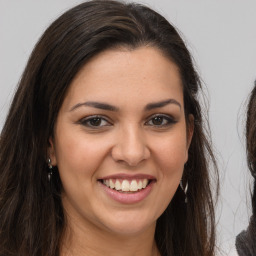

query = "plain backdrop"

[1,1,256,255]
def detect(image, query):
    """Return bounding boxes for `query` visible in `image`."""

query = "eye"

[145,114,176,127]
[79,116,111,128]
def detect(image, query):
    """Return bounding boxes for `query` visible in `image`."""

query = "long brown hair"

[243,81,256,253]
[246,82,256,212]
[0,1,218,255]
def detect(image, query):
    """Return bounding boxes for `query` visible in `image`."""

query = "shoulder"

[236,230,250,256]
[235,224,256,256]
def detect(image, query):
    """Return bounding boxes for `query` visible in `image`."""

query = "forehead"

[62,46,183,110]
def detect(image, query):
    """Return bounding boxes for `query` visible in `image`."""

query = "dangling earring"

[48,158,53,181]
[180,179,188,203]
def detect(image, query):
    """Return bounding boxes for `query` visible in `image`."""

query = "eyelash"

[145,114,177,127]
[78,114,176,129]
[78,115,112,128]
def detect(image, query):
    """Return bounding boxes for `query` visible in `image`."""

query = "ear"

[48,137,57,166]
[185,114,194,161]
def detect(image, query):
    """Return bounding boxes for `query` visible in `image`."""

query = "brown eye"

[89,117,102,126]
[152,116,164,125]
[146,114,176,127]
[79,116,111,128]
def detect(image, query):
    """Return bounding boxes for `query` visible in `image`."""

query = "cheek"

[148,136,187,217]
[54,135,106,207]
[154,133,188,172]
[54,131,112,178]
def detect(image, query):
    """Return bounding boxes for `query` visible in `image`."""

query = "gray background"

[1,1,256,255]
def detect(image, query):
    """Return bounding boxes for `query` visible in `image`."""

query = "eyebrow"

[144,99,181,111]
[70,101,119,112]
[70,98,181,112]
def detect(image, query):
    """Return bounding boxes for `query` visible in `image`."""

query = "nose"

[111,125,150,167]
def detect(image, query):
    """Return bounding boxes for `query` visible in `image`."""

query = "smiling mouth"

[99,179,153,193]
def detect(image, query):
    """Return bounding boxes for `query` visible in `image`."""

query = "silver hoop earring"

[180,179,188,203]
[48,158,53,181]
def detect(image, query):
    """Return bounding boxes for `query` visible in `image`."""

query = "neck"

[60,217,160,256]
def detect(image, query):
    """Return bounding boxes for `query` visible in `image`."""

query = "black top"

[236,218,256,256]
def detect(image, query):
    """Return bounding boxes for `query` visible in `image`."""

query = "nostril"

[111,134,150,166]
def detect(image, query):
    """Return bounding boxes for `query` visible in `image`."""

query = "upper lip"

[98,173,156,180]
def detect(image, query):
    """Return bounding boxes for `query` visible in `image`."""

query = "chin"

[99,211,157,236]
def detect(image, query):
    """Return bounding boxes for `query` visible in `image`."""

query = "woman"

[236,82,256,256]
[0,1,218,255]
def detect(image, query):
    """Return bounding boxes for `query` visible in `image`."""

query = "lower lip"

[99,181,155,204]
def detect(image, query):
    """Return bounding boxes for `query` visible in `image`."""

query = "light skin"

[49,46,193,256]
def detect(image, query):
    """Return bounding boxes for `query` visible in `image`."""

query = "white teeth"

[138,180,142,189]
[142,179,148,189]
[130,180,138,191]
[122,180,130,191]
[115,180,121,190]
[109,179,115,189]
[102,178,150,192]
[105,179,109,187]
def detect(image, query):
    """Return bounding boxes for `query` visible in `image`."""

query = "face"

[49,46,193,237]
